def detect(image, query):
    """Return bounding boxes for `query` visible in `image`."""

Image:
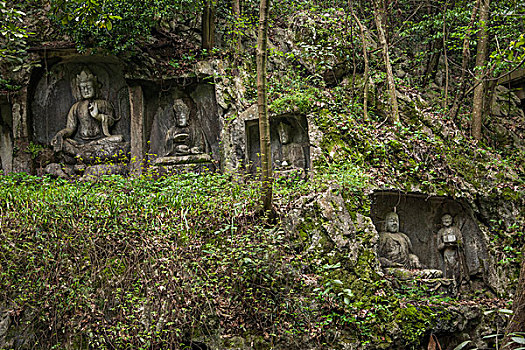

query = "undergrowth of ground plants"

[0,171,480,349]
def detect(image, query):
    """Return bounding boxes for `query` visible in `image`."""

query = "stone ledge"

[153,154,212,165]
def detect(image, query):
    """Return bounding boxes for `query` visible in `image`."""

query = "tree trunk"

[347,10,357,98]
[442,0,449,110]
[257,0,272,212]
[232,0,241,23]
[423,39,443,86]
[202,1,216,51]
[471,0,490,140]
[232,0,241,55]
[421,1,441,86]
[350,2,369,120]
[449,0,480,121]
[502,258,525,349]
[443,36,449,110]
[373,0,400,124]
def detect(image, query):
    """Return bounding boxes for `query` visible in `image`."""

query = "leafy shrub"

[0,173,320,348]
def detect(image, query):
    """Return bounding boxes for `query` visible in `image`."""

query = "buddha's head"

[385,212,399,233]
[278,121,291,145]
[441,214,453,227]
[173,99,190,127]
[77,70,97,100]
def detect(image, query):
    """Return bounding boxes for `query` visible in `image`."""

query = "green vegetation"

[0,173,295,348]
[0,0,524,348]
[0,1,33,86]
[0,172,490,349]
[48,0,205,54]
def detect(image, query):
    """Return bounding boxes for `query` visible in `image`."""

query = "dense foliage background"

[0,0,524,348]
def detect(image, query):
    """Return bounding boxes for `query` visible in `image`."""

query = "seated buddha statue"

[378,211,442,280]
[51,70,128,164]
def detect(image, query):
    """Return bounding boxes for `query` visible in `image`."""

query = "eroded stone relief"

[437,214,467,283]
[150,98,211,166]
[25,57,226,177]
[31,61,131,177]
[0,99,13,173]
[146,83,220,173]
[245,114,310,175]
[50,70,129,164]
[378,211,443,281]
[378,212,422,269]
[32,62,130,145]
[23,56,314,179]
[371,192,489,292]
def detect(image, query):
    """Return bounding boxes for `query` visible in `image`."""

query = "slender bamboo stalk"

[257,0,272,211]
[202,1,216,51]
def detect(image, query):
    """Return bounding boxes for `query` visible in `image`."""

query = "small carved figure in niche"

[51,70,123,157]
[275,120,306,170]
[378,212,423,269]
[437,214,465,281]
[278,121,291,145]
[164,99,206,157]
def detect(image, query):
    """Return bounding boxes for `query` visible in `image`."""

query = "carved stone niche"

[30,59,131,177]
[0,96,13,173]
[145,82,220,173]
[371,191,491,291]
[245,114,310,175]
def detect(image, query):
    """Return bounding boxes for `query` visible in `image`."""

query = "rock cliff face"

[1,52,323,181]
[0,7,523,349]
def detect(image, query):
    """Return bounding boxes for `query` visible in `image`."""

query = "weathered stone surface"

[0,303,37,350]
[244,113,310,174]
[283,187,381,280]
[60,136,130,165]
[146,82,220,167]
[385,267,443,280]
[31,59,131,146]
[471,196,523,294]
[371,192,492,291]
[430,304,509,350]
[150,162,216,176]
[0,99,13,173]
[0,308,11,347]
[487,85,525,150]
[12,139,33,174]
[221,104,257,173]
[190,83,222,161]
[312,188,356,251]
[0,124,12,174]
[44,162,70,178]
[11,88,33,173]
[492,85,522,112]
[129,85,145,174]
[194,60,215,77]
[13,90,29,140]
[154,153,212,165]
